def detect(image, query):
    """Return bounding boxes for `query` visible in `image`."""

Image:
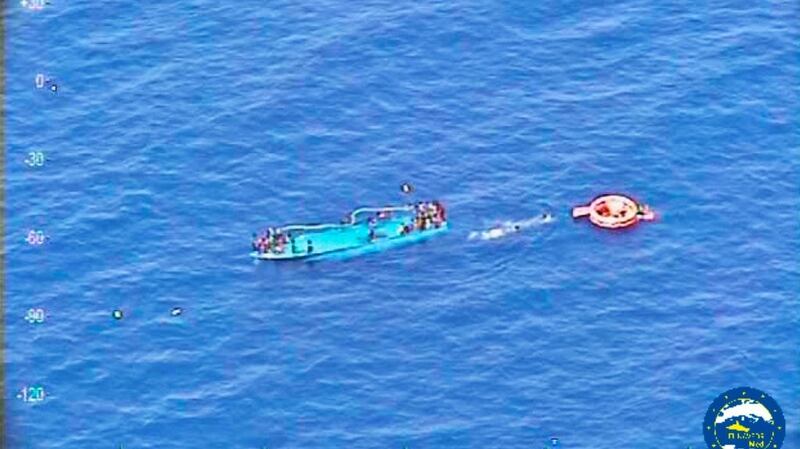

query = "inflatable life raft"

[572,194,654,229]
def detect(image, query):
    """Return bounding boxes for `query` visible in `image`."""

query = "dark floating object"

[400,182,413,194]
[112,309,124,320]
[50,84,58,93]
[170,307,183,317]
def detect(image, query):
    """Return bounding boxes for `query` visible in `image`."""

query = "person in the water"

[469,212,552,241]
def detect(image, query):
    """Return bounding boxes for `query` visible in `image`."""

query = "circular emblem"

[703,387,785,449]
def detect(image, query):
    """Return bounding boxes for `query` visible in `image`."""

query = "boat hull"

[251,216,448,261]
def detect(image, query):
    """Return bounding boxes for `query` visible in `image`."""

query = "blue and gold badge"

[703,387,785,449]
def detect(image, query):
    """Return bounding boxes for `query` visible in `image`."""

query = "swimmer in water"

[483,228,505,239]
[469,213,553,241]
[473,222,522,240]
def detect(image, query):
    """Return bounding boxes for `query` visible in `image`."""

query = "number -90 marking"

[25,308,46,324]
[22,0,46,11]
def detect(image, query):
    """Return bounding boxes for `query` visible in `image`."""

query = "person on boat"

[414,202,430,229]
[433,201,446,222]
[253,231,270,253]
[252,233,260,252]
[428,201,443,226]
[265,228,282,253]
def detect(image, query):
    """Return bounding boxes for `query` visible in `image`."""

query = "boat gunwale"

[279,205,416,234]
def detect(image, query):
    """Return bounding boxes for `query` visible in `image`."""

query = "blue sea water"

[4,0,799,447]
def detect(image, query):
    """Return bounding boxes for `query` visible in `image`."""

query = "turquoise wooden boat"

[251,203,448,261]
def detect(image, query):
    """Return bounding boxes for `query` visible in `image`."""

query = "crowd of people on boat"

[252,228,290,254]
[401,201,446,235]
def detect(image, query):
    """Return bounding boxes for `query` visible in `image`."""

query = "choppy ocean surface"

[4,0,799,448]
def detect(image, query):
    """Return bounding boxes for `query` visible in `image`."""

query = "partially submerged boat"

[251,202,448,260]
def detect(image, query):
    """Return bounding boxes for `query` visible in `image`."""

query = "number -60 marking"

[26,230,46,245]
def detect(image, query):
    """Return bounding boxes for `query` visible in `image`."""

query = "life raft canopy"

[572,194,654,229]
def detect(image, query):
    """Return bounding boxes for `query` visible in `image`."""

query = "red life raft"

[572,194,654,229]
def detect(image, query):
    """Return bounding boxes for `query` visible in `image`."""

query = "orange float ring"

[572,194,654,229]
